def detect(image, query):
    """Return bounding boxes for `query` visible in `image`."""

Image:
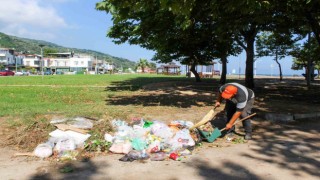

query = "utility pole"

[95,55,98,74]
[238,56,241,79]
[14,48,17,73]
[39,44,45,78]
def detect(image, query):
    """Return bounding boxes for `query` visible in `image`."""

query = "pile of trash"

[108,119,201,161]
[22,117,205,162]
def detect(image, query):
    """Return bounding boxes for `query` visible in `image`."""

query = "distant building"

[45,52,93,74]
[185,61,219,78]
[157,62,181,75]
[0,48,113,74]
[22,54,42,70]
[0,48,23,70]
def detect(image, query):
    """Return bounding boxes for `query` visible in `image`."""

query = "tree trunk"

[245,36,255,89]
[307,32,311,87]
[219,55,227,85]
[306,11,320,47]
[239,27,257,89]
[190,61,201,82]
[275,60,283,81]
[275,50,283,81]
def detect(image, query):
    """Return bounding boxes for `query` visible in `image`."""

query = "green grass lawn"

[0,74,192,122]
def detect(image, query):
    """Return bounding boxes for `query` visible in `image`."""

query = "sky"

[0,0,305,75]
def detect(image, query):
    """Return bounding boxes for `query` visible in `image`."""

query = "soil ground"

[0,76,319,180]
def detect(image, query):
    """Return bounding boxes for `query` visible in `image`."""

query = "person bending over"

[215,83,255,140]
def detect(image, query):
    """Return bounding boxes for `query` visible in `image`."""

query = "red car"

[0,70,15,76]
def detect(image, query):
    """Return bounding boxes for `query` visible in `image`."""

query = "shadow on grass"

[105,77,219,108]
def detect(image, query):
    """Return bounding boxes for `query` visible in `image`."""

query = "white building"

[0,48,15,66]
[0,48,24,70]
[45,52,93,74]
[23,54,41,68]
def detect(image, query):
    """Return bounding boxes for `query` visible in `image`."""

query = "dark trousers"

[225,98,254,134]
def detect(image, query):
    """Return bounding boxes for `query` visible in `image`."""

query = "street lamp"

[39,44,45,75]
[254,59,261,76]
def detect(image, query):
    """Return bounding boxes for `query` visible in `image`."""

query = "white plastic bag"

[34,143,53,158]
[49,129,91,147]
[54,138,76,153]
[169,129,195,150]
[104,133,114,142]
[150,121,173,141]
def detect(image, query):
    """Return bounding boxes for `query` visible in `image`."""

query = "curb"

[264,112,320,123]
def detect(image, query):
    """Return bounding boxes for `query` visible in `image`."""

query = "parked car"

[44,71,52,75]
[0,70,15,76]
[15,71,29,76]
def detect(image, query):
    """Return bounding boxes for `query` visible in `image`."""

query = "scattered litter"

[169,153,181,161]
[54,124,89,134]
[50,116,93,129]
[150,152,167,161]
[59,150,79,161]
[119,150,149,162]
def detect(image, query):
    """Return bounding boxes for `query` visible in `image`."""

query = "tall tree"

[213,0,275,88]
[256,32,295,81]
[291,34,320,81]
[96,0,240,82]
[280,0,320,46]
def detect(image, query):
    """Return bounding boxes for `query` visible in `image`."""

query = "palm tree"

[136,58,149,73]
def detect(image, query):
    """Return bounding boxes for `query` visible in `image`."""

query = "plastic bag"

[132,125,149,139]
[109,141,132,154]
[119,150,149,162]
[150,152,167,161]
[169,129,195,150]
[54,138,76,153]
[34,143,53,158]
[104,133,114,142]
[150,121,173,141]
[147,140,161,153]
[49,129,91,147]
[131,138,147,151]
[114,125,133,141]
